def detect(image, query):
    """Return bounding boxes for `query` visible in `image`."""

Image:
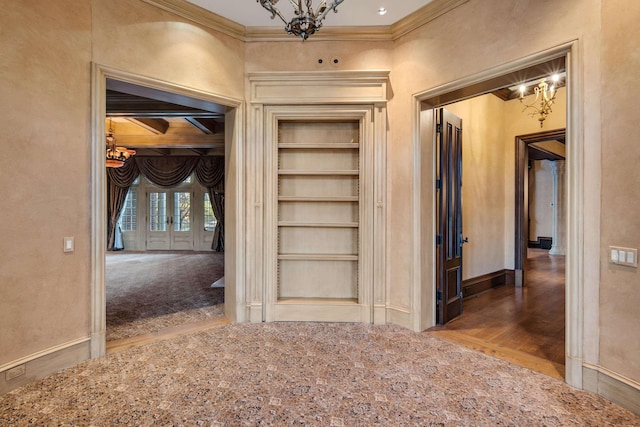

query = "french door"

[436,108,464,324]
[146,190,194,250]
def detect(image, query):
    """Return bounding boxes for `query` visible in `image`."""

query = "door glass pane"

[174,192,191,232]
[119,189,137,231]
[204,193,217,231]
[149,192,167,231]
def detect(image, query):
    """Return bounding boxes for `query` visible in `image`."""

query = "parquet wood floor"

[428,249,565,379]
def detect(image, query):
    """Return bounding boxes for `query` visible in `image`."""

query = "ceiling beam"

[185,117,223,134]
[126,118,170,135]
[146,148,172,156]
[189,148,212,156]
[107,91,223,118]
[114,134,225,149]
[106,80,228,115]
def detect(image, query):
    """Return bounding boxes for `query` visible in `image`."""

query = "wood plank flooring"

[427,249,565,379]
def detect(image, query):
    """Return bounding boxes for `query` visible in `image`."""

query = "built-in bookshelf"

[277,120,360,302]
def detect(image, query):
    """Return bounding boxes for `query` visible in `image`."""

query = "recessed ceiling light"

[378,7,388,16]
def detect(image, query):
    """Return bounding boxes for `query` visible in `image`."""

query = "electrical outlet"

[5,364,26,381]
[609,246,638,268]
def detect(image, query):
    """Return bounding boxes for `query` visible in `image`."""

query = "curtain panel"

[106,159,139,251]
[105,156,225,251]
[194,157,225,251]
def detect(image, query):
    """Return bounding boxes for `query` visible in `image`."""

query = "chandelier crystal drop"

[105,119,136,168]
[257,0,345,40]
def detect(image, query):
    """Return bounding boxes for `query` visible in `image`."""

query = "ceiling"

[105,5,565,157]
[106,79,225,156]
[183,0,435,27]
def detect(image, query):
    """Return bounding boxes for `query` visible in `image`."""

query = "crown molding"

[391,0,470,40]
[245,26,393,42]
[141,0,469,43]
[140,0,246,41]
[248,70,391,103]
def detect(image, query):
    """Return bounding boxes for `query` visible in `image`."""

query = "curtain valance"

[107,156,224,190]
[106,156,225,251]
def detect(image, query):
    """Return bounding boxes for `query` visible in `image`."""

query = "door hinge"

[436,235,442,245]
[436,179,442,190]
[437,290,443,301]
[436,123,443,133]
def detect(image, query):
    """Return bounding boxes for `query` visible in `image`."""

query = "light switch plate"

[609,246,638,268]
[63,237,74,253]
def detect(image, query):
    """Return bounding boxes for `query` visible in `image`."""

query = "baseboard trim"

[0,338,91,395]
[529,236,553,249]
[386,305,412,329]
[462,269,514,298]
[583,363,640,416]
[248,303,263,323]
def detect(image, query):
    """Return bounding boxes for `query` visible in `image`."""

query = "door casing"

[91,64,245,358]
[411,41,588,388]
[514,128,566,286]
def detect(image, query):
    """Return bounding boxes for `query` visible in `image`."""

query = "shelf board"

[278,221,359,228]
[278,170,359,176]
[278,253,358,261]
[278,143,359,149]
[276,297,359,305]
[278,196,358,202]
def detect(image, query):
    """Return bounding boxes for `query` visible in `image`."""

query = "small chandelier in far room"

[257,0,345,41]
[519,74,561,128]
[105,119,135,168]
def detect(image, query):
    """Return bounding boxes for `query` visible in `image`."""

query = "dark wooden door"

[436,108,464,325]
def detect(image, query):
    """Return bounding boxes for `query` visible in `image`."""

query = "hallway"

[428,249,565,379]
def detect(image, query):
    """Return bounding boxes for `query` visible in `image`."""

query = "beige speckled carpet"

[106,251,225,341]
[1,323,638,426]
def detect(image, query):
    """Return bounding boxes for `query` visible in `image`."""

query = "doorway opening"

[416,49,576,381]
[91,65,244,358]
[104,79,228,346]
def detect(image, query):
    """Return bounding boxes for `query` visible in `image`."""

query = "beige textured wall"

[502,89,567,268]
[446,95,506,280]
[0,1,93,365]
[392,0,640,384]
[0,0,244,367]
[599,0,640,381]
[3,0,639,389]
[91,0,244,100]
[390,0,587,313]
[443,90,565,281]
[244,40,392,73]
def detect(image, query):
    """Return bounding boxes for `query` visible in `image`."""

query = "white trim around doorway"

[410,40,593,389]
[90,64,245,359]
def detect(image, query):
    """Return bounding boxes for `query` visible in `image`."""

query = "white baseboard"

[386,305,412,329]
[0,338,91,395]
[583,363,640,416]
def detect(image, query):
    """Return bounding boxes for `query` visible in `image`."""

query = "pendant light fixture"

[257,0,345,41]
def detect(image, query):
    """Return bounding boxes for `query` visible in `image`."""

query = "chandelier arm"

[314,0,327,17]
[257,0,289,25]
[317,0,344,21]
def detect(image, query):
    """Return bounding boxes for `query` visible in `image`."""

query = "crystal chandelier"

[518,75,560,128]
[257,0,345,40]
[106,119,136,168]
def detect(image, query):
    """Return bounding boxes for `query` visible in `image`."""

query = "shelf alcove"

[248,71,389,323]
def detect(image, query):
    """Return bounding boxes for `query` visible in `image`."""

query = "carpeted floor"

[1,322,638,426]
[106,251,225,341]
